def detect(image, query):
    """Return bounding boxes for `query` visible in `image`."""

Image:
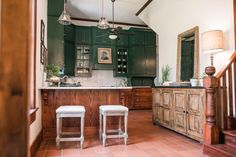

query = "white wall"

[139,0,235,82]
[29,0,47,145]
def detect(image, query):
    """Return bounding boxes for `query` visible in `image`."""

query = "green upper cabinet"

[48,0,64,16]
[129,28,156,46]
[129,46,145,76]
[145,31,156,46]
[92,45,115,70]
[128,46,156,77]
[64,25,75,42]
[64,41,75,76]
[92,27,114,45]
[75,26,92,44]
[47,16,64,65]
[116,30,129,46]
[145,46,156,76]
[129,29,145,45]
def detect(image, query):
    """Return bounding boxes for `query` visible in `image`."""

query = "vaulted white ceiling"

[67,0,147,25]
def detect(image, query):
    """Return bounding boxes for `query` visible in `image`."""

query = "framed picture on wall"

[43,46,48,72]
[40,43,46,64]
[40,20,45,43]
[98,48,112,64]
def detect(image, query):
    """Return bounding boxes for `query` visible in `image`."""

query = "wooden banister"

[215,51,236,78]
[204,51,236,144]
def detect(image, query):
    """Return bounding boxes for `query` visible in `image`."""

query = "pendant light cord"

[102,0,104,17]
[112,0,114,28]
[64,0,67,12]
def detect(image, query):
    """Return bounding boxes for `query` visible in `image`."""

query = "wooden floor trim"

[30,130,42,157]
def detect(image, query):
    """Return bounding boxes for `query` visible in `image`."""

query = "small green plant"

[46,64,60,79]
[162,64,171,83]
[198,72,207,79]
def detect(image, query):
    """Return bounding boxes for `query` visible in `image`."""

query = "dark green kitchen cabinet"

[92,27,114,45]
[116,30,129,46]
[48,0,64,16]
[47,16,64,65]
[64,41,75,76]
[114,47,129,77]
[129,29,145,45]
[75,26,92,44]
[129,46,146,76]
[129,28,156,46]
[93,45,115,70]
[128,46,156,77]
[64,25,75,42]
[145,31,156,46]
[145,46,156,76]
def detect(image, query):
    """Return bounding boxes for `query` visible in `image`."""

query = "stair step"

[223,130,236,148]
[204,144,236,157]
[227,116,236,130]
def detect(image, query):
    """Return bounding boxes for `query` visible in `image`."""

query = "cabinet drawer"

[134,97,152,103]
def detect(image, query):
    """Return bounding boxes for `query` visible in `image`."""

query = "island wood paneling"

[42,89,145,139]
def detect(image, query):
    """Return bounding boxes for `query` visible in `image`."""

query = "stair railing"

[204,52,236,144]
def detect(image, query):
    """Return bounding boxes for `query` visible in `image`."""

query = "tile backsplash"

[66,70,127,87]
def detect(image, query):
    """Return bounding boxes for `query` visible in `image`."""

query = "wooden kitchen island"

[40,87,152,139]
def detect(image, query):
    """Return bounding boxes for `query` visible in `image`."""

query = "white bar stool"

[56,105,85,149]
[99,105,128,147]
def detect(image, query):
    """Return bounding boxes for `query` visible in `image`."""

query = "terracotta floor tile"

[36,110,208,157]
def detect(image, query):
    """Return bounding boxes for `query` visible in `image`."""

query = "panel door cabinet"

[152,88,205,142]
[75,26,92,44]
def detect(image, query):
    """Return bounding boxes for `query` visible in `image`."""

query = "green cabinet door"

[47,16,64,65]
[93,45,115,70]
[116,30,129,46]
[129,30,145,45]
[145,31,156,46]
[64,25,75,42]
[129,46,145,76]
[145,46,156,76]
[92,27,113,45]
[64,41,75,76]
[75,26,92,44]
[48,0,64,16]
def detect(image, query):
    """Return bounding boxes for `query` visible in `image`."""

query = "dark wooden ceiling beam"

[71,17,148,27]
[136,0,153,16]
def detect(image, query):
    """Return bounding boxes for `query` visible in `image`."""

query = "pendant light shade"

[98,17,109,29]
[109,33,118,40]
[97,0,109,29]
[58,0,72,25]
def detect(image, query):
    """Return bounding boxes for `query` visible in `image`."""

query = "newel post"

[203,66,219,144]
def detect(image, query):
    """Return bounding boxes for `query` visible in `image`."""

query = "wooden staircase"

[204,131,236,157]
[203,52,236,157]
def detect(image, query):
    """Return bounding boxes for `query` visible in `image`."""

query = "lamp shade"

[202,30,224,54]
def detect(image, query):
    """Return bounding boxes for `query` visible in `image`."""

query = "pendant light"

[109,0,117,40]
[97,0,109,29]
[58,0,72,25]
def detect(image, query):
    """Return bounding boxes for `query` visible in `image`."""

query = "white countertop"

[39,86,150,90]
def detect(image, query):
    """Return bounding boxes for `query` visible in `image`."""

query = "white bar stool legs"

[56,106,85,149]
[99,105,128,147]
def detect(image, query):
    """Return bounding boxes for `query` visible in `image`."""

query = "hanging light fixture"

[97,0,109,29]
[109,0,117,40]
[58,0,72,25]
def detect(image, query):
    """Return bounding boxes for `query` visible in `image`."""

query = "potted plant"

[46,64,61,86]
[162,64,171,85]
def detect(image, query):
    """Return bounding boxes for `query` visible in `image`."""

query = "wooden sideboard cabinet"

[152,87,205,142]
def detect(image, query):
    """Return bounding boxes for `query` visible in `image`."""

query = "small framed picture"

[43,46,48,72]
[98,48,112,64]
[40,20,45,43]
